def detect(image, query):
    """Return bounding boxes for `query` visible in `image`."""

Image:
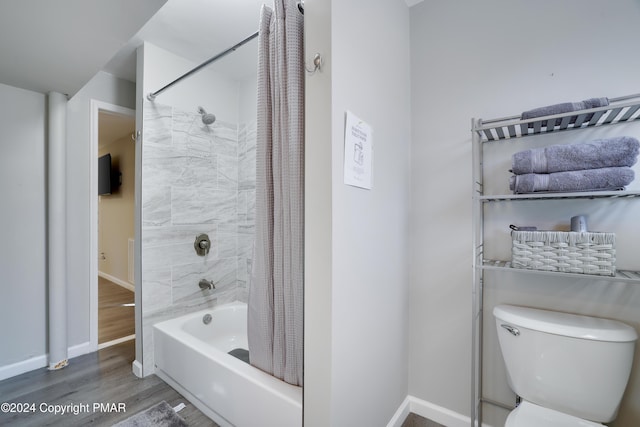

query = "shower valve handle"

[194,233,211,256]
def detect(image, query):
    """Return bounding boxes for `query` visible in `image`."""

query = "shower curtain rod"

[146,31,259,101]
[146,1,304,101]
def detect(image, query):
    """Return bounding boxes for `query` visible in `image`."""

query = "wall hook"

[306,53,323,74]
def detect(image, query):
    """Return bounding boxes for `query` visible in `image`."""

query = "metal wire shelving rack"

[471,94,640,427]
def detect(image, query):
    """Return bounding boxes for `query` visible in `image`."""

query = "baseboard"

[387,396,412,427]
[132,359,143,378]
[99,271,134,292]
[0,354,47,381]
[69,340,93,358]
[0,340,93,382]
[387,395,496,427]
[408,396,471,427]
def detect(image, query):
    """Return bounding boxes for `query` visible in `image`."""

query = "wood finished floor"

[99,277,134,344]
[3,281,443,427]
[0,340,218,426]
[401,412,446,427]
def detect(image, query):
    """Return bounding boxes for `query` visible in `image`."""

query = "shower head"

[197,106,216,125]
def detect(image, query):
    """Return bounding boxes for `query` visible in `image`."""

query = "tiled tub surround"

[141,101,256,375]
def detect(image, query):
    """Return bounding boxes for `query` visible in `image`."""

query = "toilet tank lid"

[493,305,638,342]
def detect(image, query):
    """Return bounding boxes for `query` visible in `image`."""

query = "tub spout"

[199,279,215,290]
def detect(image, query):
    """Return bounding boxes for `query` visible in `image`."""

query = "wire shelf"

[473,97,640,142]
[477,190,640,202]
[482,259,640,283]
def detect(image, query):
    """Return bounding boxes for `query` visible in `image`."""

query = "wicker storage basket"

[511,230,616,276]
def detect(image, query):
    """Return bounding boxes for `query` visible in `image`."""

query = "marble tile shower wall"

[237,120,257,302]
[141,101,256,373]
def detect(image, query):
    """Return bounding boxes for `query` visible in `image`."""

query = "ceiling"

[0,0,269,98]
[103,0,268,84]
[0,0,167,97]
[0,0,420,99]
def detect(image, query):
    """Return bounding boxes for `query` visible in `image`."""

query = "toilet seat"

[505,401,604,427]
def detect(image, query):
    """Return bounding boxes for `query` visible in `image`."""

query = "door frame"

[89,100,136,351]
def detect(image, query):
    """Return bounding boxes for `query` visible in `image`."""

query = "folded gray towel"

[521,97,609,125]
[511,136,640,174]
[509,167,635,194]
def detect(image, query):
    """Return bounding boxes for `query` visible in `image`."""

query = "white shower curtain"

[247,0,304,387]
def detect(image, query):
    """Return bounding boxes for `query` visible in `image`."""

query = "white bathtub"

[153,301,302,427]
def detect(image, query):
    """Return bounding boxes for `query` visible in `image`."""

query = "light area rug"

[112,401,187,427]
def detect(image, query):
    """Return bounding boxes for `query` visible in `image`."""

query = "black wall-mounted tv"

[98,153,121,195]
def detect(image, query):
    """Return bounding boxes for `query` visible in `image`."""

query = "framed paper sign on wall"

[343,110,373,190]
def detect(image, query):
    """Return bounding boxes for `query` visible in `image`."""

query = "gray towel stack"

[509,136,639,194]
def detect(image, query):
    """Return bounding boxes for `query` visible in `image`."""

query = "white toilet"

[493,304,637,426]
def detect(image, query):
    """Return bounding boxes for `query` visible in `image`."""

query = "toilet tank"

[494,305,637,423]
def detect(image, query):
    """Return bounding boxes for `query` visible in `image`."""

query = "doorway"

[90,102,136,351]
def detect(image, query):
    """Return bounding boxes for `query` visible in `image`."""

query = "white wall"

[305,0,412,425]
[0,83,46,375]
[0,72,135,379]
[330,0,411,424]
[141,42,240,123]
[238,75,257,125]
[66,72,136,348]
[409,1,640,426]
[303,0,333,423]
